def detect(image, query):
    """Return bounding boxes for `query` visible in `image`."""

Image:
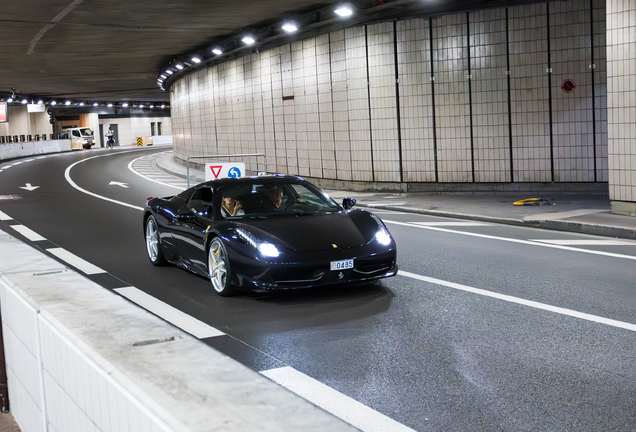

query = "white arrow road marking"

[109,181,129,188]
[19,183,40,191]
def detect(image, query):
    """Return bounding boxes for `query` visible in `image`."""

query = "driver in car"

[260,185,286,210]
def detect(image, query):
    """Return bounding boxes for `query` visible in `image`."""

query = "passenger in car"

[221,195,245,217]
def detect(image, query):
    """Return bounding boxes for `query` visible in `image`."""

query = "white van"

[56,127,95,149]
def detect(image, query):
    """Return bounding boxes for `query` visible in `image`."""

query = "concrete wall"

[170,0,609,187]
[606,0,636,215]
[0,139,72,160]
[0,231,356,432]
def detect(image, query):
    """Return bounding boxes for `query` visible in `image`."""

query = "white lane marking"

[65,153,144,211]
[385,220,636,261]
[10,225,46,241]
[531,239,636,246]
[114,287,225,339]
[0,210,12,221]
[46,248,106,275]
[367,202,405,206]
[128,153,185,190]
[109,181,129,188]
[399,270,636,332]
[261,366,416,432]
[412,221,490,227]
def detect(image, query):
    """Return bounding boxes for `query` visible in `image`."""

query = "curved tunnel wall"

[171,0,607,187]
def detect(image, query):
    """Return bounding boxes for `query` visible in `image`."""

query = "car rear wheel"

[208,238,234,296]
[145,216,166,266]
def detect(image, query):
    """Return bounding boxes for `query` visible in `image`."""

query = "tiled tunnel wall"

[171,0,609,186]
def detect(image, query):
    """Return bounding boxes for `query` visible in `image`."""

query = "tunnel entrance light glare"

[335,5,354,16]
[282,23,298,33]
[212,48,223,55]
[242,36,255,45]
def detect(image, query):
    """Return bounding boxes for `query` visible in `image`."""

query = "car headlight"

[236,228,280,257]
[258,243,280,257]
[370,213,392,245]
[375,229,392,246]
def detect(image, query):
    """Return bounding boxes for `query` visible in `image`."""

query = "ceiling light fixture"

[7,98,13,103]
[165,69,174,75]
[65,100,71,105]
[335,4,354,17]
[107,103,113,107]
[212,48,223,55]
[175,64,184,70]
[93,102,99,106]
[242,36,255,45]
[21,99,28,104]
[51,101,57,105]
[191,56,202,63]
[122,103,129,107]
[282,22,298,33]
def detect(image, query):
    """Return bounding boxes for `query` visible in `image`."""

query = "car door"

[168,186,214,273]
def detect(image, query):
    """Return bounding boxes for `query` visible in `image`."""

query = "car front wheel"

[208,238,234,296]
[145,215,166,266]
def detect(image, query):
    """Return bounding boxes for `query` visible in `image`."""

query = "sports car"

[143,175,397,296]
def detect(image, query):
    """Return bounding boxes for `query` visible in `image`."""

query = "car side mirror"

[342,197,356,210]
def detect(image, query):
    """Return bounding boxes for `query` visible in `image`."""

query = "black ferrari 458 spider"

[143,175,397,295]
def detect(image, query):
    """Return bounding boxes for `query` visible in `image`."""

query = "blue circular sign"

[228,167,242,178]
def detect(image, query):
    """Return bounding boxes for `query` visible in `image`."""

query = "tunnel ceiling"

[0,0,543,104]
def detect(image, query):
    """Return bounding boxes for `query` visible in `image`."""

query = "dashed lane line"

[385,220,636,261]
[261,367,417,432]
[114,287,225,339]
[10,225,46,241]
[46,247,106,275]
[0,210,11,221]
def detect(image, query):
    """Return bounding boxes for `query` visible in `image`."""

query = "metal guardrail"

[186,153,268,188]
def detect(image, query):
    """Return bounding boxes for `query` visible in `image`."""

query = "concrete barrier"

[0,231,356,432]
[0,140,73,160]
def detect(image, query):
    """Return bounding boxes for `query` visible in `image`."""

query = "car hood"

[235,210,375,252]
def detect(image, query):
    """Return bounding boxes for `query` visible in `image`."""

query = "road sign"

[205,162,246,181]
[561,79,575,93]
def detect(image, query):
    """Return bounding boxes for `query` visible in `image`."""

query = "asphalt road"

[1,147,636,432]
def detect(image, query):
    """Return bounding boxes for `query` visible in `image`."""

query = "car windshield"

[79,128,92,137]
[218,179,340,218]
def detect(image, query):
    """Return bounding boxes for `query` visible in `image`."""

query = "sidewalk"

[156,153,636,240]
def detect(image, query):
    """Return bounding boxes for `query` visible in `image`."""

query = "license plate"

[330,258,354,271]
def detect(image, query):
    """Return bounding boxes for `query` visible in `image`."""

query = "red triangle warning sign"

[209,165,222,179]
